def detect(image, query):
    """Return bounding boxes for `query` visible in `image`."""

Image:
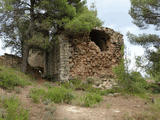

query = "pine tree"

[0,0,102,73]
[129,0,160,30]
[129,0,160,81]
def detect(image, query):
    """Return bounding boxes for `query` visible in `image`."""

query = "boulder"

[28,49,44,68]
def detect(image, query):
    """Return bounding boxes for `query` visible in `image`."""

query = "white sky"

[0,0,159,69]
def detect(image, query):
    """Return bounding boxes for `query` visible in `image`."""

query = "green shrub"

[61,78,95,91]
[44,82,53,89]
[29,87,74,104]
[97,88,121,96]
[45,87,74,104]
[82,93,102,107]
[0,96,29,120]
[29,88,46,103]
[0,66,31,89]
[61,78,119,96]
[148,83,160,93]
[113,60,148,94]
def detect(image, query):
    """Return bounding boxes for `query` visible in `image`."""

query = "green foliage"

[129,0,160,30]
[60,78,90,90]
[147,83,160,94]
[29,87,74,104]
[43,104,57,120]
[113,59,148,94]
[0,66,31,90]
[65,8,102,35]
[28,33,50,50]
[82,93,102,107]
[45,87,74,104]
[0,96,29,120]
[127,32,160,82]
[127,32,160,47]
[0,0,102,56]
[60,78,118,96]
[129,0,160,83]
[29,88,46,103]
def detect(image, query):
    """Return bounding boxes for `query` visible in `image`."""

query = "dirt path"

[0,84,148,120]
[55,96,146,120]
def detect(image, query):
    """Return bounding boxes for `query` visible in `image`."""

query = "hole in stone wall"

[90,30,110,51]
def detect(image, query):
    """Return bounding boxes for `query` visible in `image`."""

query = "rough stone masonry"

[27,27,124,88]
[0,27,123,89]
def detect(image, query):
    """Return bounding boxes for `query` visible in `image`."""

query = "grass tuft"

[82,93,103,107]
[29,87,74,104]
[0,66,31,90]
[0,96,29,120]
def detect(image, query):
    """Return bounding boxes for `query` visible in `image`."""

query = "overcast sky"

[0,0,159,69]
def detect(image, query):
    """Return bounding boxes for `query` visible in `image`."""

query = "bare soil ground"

[0,82,150,120]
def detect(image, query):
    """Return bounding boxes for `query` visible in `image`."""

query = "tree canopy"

[0,0,102,73]
[0,0,102,54]
[129,0,160,81]
[129,0,160,30]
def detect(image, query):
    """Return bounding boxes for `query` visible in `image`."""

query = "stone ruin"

[0,27,123,89]
[0,53,21,67]
[28,27,123,89]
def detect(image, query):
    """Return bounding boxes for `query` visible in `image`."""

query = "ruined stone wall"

[69,27,123,80]
[0,53,21,68]
[26,27,123,84]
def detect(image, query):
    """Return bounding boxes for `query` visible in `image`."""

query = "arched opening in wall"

[90,29,110,51]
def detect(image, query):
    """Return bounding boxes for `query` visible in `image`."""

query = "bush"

[29,87,74,104]
[29,88,46,103]
[113,60,148,94]
[61,78,119,96]
[148,83,160,93]
[45,87,74,104]
[82,93,102,107]
[0,96,29,120]
[60,78,88,90]
[0,66,31,89]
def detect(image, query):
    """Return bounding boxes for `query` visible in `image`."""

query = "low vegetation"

[0,66,31,90]
[82,93,102,107]
[0,96,29,120]
[29,87,74,104]
[30,84,104,107]
[60,78,118,96]
[113,60,149,95]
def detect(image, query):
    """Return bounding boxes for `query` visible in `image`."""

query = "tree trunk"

[21,44,29,73]
[21,0,35,73]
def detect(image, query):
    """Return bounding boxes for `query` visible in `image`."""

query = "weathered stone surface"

[0,53,21,68]
[69,27,123,80]
[67,27,123,89]
[58,34,72,81]
[28,49,44,68]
